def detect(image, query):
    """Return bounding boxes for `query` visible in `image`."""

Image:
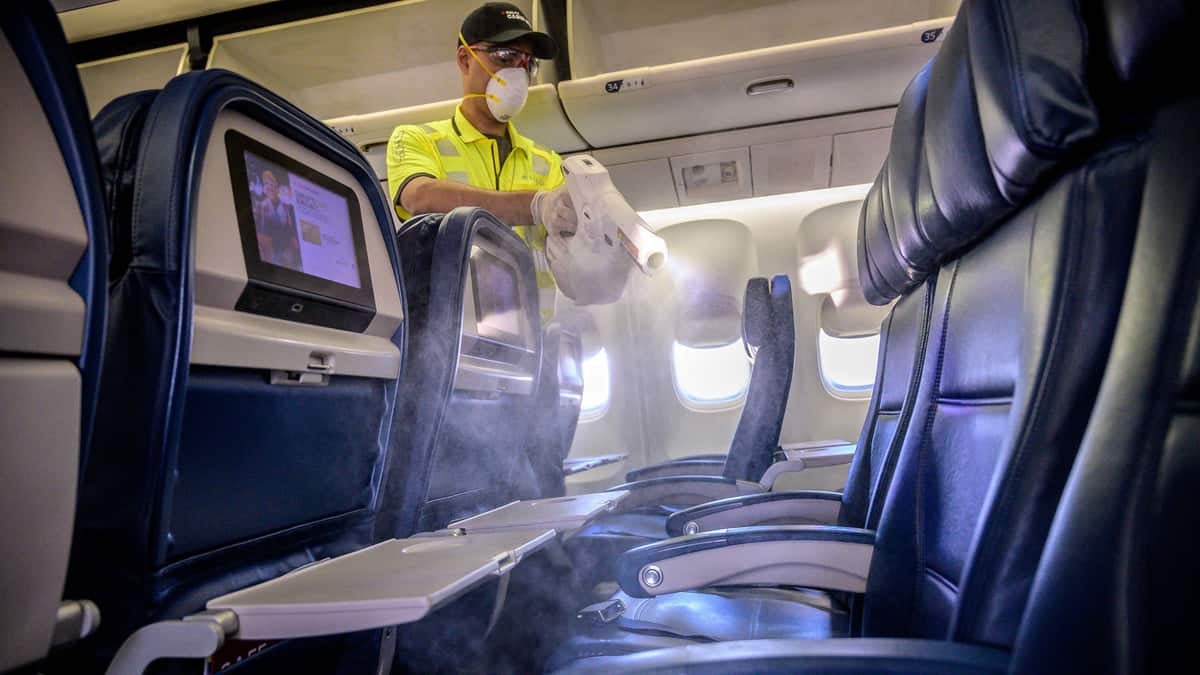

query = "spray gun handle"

[562,154,669,276]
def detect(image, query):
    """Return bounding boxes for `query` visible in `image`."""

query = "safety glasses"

[471,44,540,77]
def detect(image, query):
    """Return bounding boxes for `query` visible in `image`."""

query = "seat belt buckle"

[576,599,625,625]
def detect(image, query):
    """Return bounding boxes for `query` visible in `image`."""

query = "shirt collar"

[452,104,534,153]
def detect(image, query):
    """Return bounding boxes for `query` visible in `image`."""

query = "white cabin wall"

[562,298,649,492]
[568,185,877,492]
[627,219,760,466]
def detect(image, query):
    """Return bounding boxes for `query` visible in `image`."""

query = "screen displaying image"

[471,248,522,341]
[243,149,361,289]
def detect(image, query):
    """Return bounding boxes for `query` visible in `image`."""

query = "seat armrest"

[619,521,873,593]
[616,525,874,598]
[555,638,1009,675]
[606,476,764,510]
[665,490,843,536]
[625,458,726,482]
[563,453,627,477]
[675,453,727,461]
[760,443,857,489]
[777,439,853,454]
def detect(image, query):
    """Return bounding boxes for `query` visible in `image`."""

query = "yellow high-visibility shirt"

[387,105,564,322]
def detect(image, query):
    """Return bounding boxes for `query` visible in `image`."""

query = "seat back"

[1012,12,1198,673]
[385,207,543,534]
[837,276,933,529]
[527,320,584,498]
[0,3,107,670]
[64,70,406,671]
[721,274,795,482]
[856,0,1150,646]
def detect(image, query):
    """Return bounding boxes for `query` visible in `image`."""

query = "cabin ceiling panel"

[59,0,277,42]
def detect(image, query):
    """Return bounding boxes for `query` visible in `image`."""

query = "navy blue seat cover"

[528,320,584,498]
[554,0,1155,668]
[562,275,796,583]
[60,70,406,672]
[380,207,544,536]
[1011,5,1199,672]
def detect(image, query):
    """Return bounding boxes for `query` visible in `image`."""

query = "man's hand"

[531,185,578,238]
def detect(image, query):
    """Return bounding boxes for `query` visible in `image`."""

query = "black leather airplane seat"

[382,207,545,536]
[527,320,584,498]
[59,69,407,673]
[566,276,796,571]
[553,0,1154,667]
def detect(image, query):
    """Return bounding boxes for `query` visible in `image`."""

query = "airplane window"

[672,340,752,410]
[580,348,611,421]
[817,329,879,398]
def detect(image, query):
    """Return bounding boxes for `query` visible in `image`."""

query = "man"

[387,2,577,321]
[253,169,302,270]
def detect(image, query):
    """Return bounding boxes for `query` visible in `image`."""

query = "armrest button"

[684,521,700,535]
[640,565,663,588]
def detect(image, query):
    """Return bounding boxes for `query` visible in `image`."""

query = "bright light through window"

[580,348,611,419]
[817,330,880,397]
[672,340,752,410]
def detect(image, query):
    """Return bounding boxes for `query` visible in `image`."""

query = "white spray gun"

[560,155,668,276]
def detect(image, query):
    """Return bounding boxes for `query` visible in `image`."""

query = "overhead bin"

[560,18,950,148]
[206,0,556,121]
[77,44,187,115]
[560,1,954,148]
[325,84,587,154]
[582,108,894,210]
[567,0,959,77]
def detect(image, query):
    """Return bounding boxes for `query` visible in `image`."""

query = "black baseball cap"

[459,3,557,60]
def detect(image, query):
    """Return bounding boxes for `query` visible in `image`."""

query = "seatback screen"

[243,150,361,288]
[226,130,375,330]
[471,247,523,344]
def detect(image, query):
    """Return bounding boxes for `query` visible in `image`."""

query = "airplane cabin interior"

[0,1,1196,674]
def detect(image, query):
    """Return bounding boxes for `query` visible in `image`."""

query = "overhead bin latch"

[746,77,795,96]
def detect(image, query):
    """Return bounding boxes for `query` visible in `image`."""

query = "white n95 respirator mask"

[460,33,530,123]
[482,67,529,122]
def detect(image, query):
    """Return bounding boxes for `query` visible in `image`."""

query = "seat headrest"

[1099,0,1196,109]
[93,90,159,281]
[768,274,794,340]
[741,277,770,357]
[858,0,1104,305]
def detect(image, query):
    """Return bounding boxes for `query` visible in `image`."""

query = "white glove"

[530,184,578,238]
